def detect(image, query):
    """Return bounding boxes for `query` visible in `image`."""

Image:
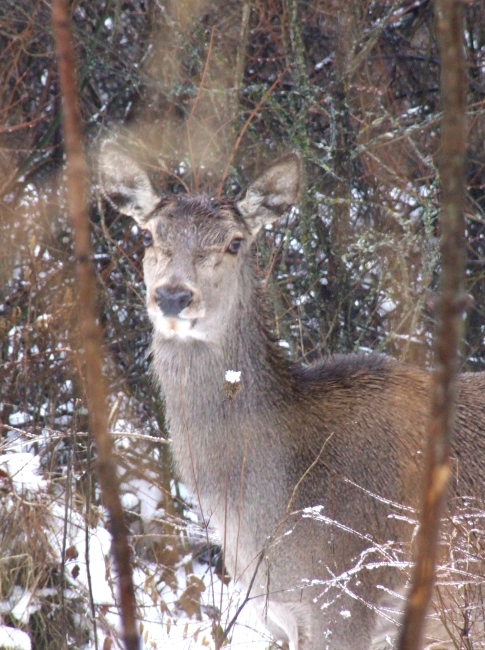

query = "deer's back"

[287,354,485,519]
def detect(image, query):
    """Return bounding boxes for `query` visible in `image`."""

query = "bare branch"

[50,2,140,649]
[398,1,467,648]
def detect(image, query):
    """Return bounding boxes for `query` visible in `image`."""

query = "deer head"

[99,142,302,344]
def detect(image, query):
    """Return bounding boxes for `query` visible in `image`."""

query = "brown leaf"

[65,545,79,561]
[177,575,206,619]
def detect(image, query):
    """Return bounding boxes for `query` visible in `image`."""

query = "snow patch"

[224,370,241,384]
[0,453,46,493]
[0,626,31,650]
[7,588,40,625]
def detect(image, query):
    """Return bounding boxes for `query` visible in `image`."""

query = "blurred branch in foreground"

[398,0,467,648]
[50,1,140,649]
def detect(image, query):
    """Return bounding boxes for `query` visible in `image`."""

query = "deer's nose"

[155,286,194,316]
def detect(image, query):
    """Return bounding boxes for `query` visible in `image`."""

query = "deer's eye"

[227,237,243,255]
[141,229,153,248]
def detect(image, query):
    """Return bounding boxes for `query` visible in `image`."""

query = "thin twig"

[85,429,98,650]
[231,0,251,120]
[217,66,290,194]
[187,26,215,190]
[60,438,72,640]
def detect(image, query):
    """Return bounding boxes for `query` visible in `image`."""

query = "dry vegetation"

[1,1,485,648]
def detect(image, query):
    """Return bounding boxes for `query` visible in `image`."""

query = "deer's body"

[100,146,485,650]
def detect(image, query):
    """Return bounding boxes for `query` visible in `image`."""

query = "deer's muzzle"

[155,285,194,317]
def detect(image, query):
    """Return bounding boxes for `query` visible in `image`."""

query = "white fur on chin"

[148,309,207,341]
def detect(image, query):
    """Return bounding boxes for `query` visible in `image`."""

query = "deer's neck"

[150,284,294,506]
[151,293,292,421]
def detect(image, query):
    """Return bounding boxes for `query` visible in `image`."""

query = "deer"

[99,142,485,650]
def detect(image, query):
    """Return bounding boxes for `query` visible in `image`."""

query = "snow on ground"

[0,626,32,650]
[0,438,271,650]
[0,453,46,493]
[132,562,271,650]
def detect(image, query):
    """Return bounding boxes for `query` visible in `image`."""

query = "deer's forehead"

[150,196,247,246]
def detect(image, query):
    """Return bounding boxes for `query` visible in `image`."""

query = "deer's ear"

[237,153,302,235]
[98,141,161,224]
